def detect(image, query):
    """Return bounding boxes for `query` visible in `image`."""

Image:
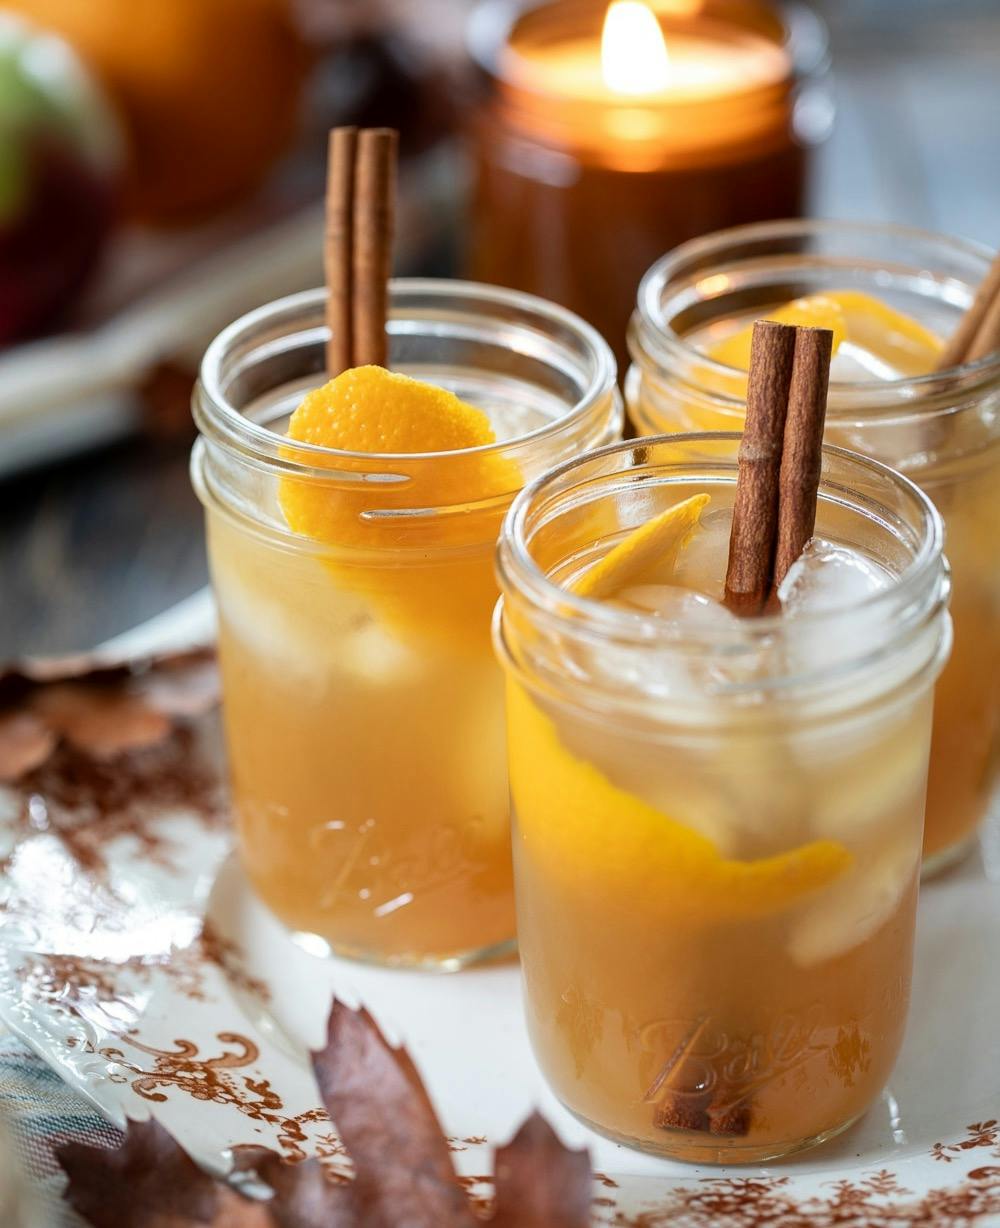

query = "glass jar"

[466,0,831,366]
[192,280,621,969]
[495,433,950,1163]
[627,221,1000,872]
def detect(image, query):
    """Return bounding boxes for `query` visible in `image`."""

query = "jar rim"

[498,431,947,689]
[632,218,1000,402]
[195,279,618,476]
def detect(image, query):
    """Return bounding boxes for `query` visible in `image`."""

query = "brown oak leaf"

[59,1002,594,1227]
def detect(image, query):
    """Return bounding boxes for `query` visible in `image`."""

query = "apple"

[0,14,120,345]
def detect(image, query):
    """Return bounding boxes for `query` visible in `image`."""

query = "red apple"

[0,14,120,345]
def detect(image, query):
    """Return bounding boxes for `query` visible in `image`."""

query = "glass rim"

[498,430,947,659]
[633,217,1000,400]
[195,279,618,477]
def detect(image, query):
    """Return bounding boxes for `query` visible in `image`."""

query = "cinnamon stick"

[937,250,1000,370]
[325,126,358,376]
[323,126,398,375]
[723,321,797,614]
[645,1018,753,1138]
[772,327,833,589]
[352,128,397,369]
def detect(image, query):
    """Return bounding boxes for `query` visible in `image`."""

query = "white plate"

[2,592,1000,1224]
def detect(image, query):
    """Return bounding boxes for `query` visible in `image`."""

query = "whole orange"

[7,0,310,222]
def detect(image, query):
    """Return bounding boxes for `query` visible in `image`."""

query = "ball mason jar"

[627,221,1000,873]
[495,433,950,1162]
[192,280,621,969]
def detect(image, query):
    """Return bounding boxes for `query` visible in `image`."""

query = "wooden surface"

[2,0,998,656]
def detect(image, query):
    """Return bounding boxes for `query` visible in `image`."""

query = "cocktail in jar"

[495,433,950,1162]
[627,221,1000,871]
[192,281,620,967]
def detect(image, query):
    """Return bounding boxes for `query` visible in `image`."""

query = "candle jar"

[627,220,1000,873]
[465,0,830,366]
[495,434,950,1162]
[192,280,621,968]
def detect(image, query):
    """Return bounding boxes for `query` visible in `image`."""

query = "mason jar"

[627,220,1000,872]
[495,433,950,1162]
[192,280,621,969]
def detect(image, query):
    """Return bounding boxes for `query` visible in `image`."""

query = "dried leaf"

[490,1113,592,1228]
[312,1001,478,1228]
[0,711,55,782]
[61,1005,594,1228]
[58,1119,270,1228]
[0,647,218,783]
[33,684,172,759]
[232,1149,355,1227]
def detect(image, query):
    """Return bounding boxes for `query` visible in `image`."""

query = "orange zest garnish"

[278,366,519,645]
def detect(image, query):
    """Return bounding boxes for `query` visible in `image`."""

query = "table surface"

[2,0,998,657]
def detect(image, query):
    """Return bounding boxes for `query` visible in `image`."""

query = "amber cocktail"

[192,281,620,968]
[627,222,1000,872]
[495,435,950,1161]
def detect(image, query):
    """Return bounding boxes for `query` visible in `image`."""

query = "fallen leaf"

[490,1113,592,1227]
[232,1149,355,1227]
[60,1003,594,1228]
[0,647,218,783]
[0,711,54,782]
[33,684,172,759]
[58,1119,271,1228]
[311,1001,479,1227]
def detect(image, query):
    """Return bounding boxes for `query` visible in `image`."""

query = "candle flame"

[601,0,671,96]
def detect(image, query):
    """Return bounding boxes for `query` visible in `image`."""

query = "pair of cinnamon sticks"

[724,320,834,616]
[937,250,1000,370]
[720,251,1000,616]
[325,126,397,375]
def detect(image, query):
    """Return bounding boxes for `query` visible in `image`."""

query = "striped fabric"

[0,1035,123,1227]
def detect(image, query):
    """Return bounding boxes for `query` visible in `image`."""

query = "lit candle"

[467,0,828,365]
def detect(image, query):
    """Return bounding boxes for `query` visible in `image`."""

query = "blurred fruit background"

[0,0,997,655]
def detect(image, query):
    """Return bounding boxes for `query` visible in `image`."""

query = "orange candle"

[467,0,828,365]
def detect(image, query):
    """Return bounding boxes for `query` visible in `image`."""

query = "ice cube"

[830,340,903,382]
[616,583,738,631]
[778,538,890,613]
[788,833,918,967]
[670,506,733,601]
[776,539,894,683]
[213,558,339,695]
[811,732,928,843]
[342,617,427,687]
[578,639,696,702]
[576,584,750,705]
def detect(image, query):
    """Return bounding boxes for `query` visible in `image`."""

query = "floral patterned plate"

[1,590,1000,1226]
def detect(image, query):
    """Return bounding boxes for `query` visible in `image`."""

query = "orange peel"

[279,366,520,645]
[508,679,853,921]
